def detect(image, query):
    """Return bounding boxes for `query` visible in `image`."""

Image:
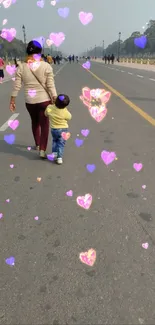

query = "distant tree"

[87,20,155,58]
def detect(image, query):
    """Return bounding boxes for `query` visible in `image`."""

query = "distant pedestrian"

[45,94,72,165]
[107,54,110,64]
[41,54,47,62]
[56,55,60,64]
[9,40,57,159]
[111,54,115,64]
[104,55,107,64]
[47,54,53,64]
[72,55,75,62]
[69,55,72,63]
[0,57,4,83]
[76,55,79,62]
[53,56,56,64]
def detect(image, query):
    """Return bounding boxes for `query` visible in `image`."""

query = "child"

[45,94,72,164]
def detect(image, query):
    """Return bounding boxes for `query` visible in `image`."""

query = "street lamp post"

[118,32,121,62]
[103,40,104,58]
[22,25,27,53]
[95,44,96,58]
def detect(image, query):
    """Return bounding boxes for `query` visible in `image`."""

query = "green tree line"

[0,36,62,59]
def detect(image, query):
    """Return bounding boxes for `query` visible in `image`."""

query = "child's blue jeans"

[51,128,68,158]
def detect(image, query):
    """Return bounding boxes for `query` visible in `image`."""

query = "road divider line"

[82,66,155,126]
[149,78,155,81]
[137,75,143,78]
[128,72,133,75]
[0,113,19,131]
[54,62,68,76]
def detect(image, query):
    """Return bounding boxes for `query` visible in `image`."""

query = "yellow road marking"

[82,66,155,126]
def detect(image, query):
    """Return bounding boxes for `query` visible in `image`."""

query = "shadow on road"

[0,140,39,160]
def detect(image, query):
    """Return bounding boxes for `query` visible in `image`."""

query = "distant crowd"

[102,54,115,64]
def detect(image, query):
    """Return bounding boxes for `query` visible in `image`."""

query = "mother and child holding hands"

[9,40,72,165]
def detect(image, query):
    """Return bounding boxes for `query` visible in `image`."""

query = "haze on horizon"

[0,0,154,55]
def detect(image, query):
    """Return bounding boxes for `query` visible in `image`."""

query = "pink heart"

[133,163,143,172]
[81,87,91,102]
[51,0,56,5]
[142,185,146,189]
[0,213,3,219]
[79,248,96,266]
[2,0,12,8]
[27,61,41,71]
[10,164,14,168]
[142,242,149,249]
[28,89,36,98]
[66,190,73,197]
[34,216,39,220]
[90,106,107,122]
[49,32,65,47]
[27,146,31,151]
[1,29,13,42]
[61,132,70,140]
[76,193,92,210]
[9,28,16,37]
[79,12,93,25]
[90,89,102,98]
[2,19,7,25]
[6,199,10,203]
[46,39,53,46]
[100,91,111,105]
[8,119,19,130]
[101,150,116,165]
[6,65,16,76]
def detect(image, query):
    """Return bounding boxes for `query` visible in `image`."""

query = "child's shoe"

[36,145,40,151]
[39,150,47,159]
[57,157,63,164]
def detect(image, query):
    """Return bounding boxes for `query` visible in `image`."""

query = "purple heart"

[134,36,147,49]
[47,153,55,161]
[4,134,15,145]
[37,0,44,8]
[81,129,90,137]
[86,164,96,173]
[33,37,45,48]
[82,61,91,69]
[66,190,73,197]
[101,150,116,165]
[5,256,15,266]
[75,138,83,147]
[58,7,70,18]
[59,95,64,101]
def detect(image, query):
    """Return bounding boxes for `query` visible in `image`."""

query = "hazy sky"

[0,0,154,54]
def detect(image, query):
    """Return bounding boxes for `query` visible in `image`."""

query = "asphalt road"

[0,61,155,325]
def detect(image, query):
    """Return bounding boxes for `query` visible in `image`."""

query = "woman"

[9,40,57,159]
[0,57,5,83]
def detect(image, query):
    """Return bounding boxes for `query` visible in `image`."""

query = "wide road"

[0,60,155,325]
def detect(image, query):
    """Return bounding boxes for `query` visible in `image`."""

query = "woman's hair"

[26,40,42,55]
[14,57,18,67]
[55,94,70,109]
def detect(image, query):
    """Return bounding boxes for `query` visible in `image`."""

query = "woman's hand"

[51,96,57,104]
[10,97,16,112]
